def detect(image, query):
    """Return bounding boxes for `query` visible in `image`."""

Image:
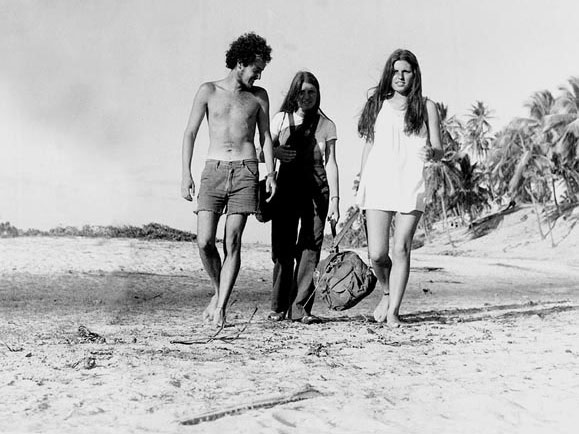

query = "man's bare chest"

[208,92,259,121]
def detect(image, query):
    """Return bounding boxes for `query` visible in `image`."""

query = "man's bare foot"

[373,295,389,323]
[203,295,218,323]
[213,307,226,328]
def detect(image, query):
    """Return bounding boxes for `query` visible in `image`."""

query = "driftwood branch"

[2,341,24,352]
[180,386,323,426]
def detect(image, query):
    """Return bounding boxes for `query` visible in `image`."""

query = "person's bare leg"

[365,210,394,323]
[387,211,422,327]
[196,211,221,323]
[213,213,248,327]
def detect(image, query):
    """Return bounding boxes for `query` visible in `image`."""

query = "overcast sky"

[1,0,578,242]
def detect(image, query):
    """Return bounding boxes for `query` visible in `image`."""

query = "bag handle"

[329,207,364,253]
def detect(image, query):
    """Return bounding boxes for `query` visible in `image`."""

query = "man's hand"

[265,176,277,202]
[273,146,296,163]
[181,175,195,201]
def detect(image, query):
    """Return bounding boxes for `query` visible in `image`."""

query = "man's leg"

[213,213,248,327]
[365,209,394,323]
[387,211,422,326]
[196,211,222,323]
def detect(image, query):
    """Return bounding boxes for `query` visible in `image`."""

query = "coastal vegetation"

[341,76,579,247]
[3,78,577,246]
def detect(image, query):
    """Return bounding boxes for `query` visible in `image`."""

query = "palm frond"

[556,118,579,163]
[508,149,532,196]
[544,113,577,131]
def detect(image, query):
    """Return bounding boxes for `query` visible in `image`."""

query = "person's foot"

[213,307,226,328]
[267,311,286,322]
[386,312,403,328]
[203,295,218,323]
[300,315,322,325]
[373,295,389,323]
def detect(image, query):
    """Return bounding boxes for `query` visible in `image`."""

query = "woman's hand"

[352,173,361,193]
[327,196,340,224]
[418,145,435,162]
[273,146,296,163]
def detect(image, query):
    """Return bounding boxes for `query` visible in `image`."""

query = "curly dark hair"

[225,32,272,69]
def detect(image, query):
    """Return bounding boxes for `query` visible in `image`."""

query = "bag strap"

[329,207,363,253]
[288,112,296,134]
[308,114,320,138]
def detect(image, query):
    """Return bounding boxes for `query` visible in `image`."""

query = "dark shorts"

[197,159,259,215]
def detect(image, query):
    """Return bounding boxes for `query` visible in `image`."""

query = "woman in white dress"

[356,49,443,326]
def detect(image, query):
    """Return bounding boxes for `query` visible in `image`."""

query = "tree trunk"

[525,186,546,240]
[468,206,476,235]
[551,176,560,215]
[420,213,432,243]
[439,192,455,247]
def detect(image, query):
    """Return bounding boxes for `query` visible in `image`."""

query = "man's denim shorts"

[197,159,259,215]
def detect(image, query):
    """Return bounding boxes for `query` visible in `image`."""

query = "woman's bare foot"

[386,312,403,328]
[203,295,217,323]
[373,295,389,323]
[213,307,226,328]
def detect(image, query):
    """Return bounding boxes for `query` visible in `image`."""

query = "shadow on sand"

[323,300,578,325]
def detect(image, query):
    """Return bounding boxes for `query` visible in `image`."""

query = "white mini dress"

[356,102,427,213]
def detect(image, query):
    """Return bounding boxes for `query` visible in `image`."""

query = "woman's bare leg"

[387,211,422,326]
[365,210,394,322]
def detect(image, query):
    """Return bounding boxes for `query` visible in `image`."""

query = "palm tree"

[490,89,560,205]
[523,89,562,210]
[424,155,463,246]
[453,154,492,229]
[464,101,494,164]
[436,102,462,154]
[491,118,552,240]
[544,76,579,202]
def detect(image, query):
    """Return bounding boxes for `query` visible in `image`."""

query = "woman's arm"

[272,112,296,163]
[353,140,374,192]
[324,138,340,222]
[426,99,444,161]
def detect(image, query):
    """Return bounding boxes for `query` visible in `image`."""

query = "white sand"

[1,206,578,434]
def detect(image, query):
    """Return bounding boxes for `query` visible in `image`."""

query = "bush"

[0,222,196,241]
[0,222,19,238]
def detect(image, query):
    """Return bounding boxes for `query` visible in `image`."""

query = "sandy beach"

[1,206,578,434]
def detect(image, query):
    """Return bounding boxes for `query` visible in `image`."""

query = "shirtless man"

[181,33,277,327]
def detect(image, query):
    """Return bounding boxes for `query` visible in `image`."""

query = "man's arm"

[256,88,277,199]
[181,83,210,201]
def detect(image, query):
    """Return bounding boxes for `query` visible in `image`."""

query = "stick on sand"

[180,386,323,426]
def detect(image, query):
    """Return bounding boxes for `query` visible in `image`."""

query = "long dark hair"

[358,49,425,142]
[279,71,324,124]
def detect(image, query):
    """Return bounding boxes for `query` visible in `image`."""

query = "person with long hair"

[356,49,443,326]
[268,71,340,324]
